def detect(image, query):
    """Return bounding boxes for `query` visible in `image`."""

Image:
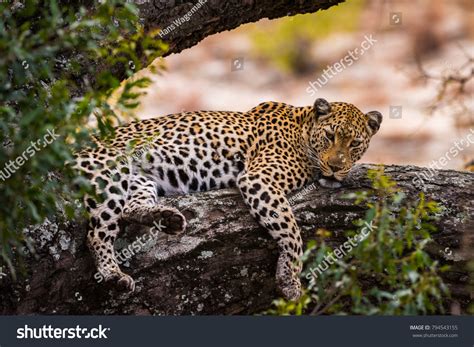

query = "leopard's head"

[308,98,382,181]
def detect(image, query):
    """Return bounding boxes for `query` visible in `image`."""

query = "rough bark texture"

[90,0,346,89]
[0,164,472,315]
[140,0,345,56]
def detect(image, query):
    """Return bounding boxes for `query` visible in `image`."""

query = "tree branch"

[140,0,345,56]
[0,164,471,314]
[85,0,345,90]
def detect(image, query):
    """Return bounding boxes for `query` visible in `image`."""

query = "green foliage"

[266,168,449,315]
[468,260,474,315]
[249,0,364,74]
[0,0,167,277]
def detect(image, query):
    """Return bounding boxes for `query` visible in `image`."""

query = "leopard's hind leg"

[77,151,186,292]
[85,173,186,292]
[83,171,135,290]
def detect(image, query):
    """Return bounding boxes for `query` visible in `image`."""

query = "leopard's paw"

[100,269,136,292]
[116,273,136,292]
[153,208,187,235]
[279,278,302,301]
[318,177,342,189]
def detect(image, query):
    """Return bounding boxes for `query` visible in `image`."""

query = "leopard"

[73,98,383,301]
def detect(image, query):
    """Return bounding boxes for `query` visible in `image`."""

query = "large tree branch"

[88,0,345,90]
[0,164,472,314]
[140,0,345,56]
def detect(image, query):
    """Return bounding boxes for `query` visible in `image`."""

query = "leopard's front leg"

[237,172,303,301]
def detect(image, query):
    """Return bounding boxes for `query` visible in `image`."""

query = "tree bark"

[83,0,346,90]
[139,0,345,56]
[0,164,472,315]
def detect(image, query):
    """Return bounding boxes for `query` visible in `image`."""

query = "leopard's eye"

[325,130,335,141]
[351,139,361,147]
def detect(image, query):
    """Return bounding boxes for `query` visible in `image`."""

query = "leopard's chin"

[333,173,346,182]
[321,171,344,182]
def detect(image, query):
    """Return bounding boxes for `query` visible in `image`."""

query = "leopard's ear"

[313,98,331,120]
[366,111,383,135]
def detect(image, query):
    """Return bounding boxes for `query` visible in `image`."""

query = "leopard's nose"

[328,154,346,172]
[329,163,343,172]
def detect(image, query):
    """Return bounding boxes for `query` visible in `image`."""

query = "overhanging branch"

[140,0,345,56]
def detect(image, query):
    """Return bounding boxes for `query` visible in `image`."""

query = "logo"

[389,105,402,119]
[231,57,244,72]
[390,12,402,26]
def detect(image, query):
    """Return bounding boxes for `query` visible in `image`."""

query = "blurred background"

[115,0,473,169]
